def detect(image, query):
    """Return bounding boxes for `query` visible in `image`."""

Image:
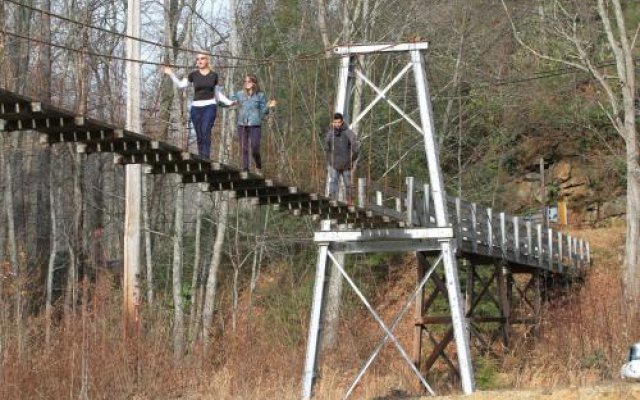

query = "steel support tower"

[301,42,475,399]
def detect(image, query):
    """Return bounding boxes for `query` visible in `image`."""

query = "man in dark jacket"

[325,113,359,204]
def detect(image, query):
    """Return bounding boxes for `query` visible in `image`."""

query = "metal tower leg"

[302,220,331,400]
[411,47,474,394]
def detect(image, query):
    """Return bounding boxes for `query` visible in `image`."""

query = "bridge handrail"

[369,177,591,275]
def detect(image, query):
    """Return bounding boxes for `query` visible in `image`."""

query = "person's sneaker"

[255,169,264,177]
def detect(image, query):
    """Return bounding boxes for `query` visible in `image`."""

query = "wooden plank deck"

[0,87,402,229]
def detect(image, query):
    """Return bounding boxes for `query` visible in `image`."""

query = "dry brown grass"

[503,224,638,390]
[1,225,635,399]
[0,261,422,400]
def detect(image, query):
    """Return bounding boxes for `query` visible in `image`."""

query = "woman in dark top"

[163,53,233,159]
[229,74,276,174]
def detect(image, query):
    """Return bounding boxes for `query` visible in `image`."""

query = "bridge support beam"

[414,260,549,382]
[302,222,446,399]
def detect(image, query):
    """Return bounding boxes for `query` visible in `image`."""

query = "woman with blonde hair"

[163,53,234,159]
[229,74,276,175]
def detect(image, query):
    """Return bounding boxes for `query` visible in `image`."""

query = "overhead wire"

[2,25,634,90]
[2,0,637,98]
[2,0,332,64]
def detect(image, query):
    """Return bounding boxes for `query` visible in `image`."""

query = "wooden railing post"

[487,208,493,255]
[513,216,520,262]
[548,228,554,271]
[500,212,506,259]
[423,184,431,227]
[357,177,367,208]
[526,220,532,261]
[471,203,478,253]
[456,198,462,248]
[567,235,573,270]
[536,224,543,267]
[557,232,563,273]
[405,177,414,226]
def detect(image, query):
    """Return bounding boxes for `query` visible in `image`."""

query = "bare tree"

[1,133,19,354]
[171,181,185,357]
[188,190,203,340]
[201,0,239,349]
[501,0,639,299]
[45,158,58,345]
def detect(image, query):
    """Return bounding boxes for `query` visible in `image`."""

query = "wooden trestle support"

[413,258,548,383]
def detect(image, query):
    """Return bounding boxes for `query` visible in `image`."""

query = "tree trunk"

[597,0,640,301]
[201,192,229,349]
[188,190,203,341]
[45,162,58,345]
[439,4,467,150]
[625,162,640,300]
[322,0,372,351]
[143,175,153,304]
[35,0,52,266]
[200,0,239,351]
[1,132,21,352]
[171,182,185,357]
[315,0,331,56]
[65,149,84,316]
[622,72,639,299]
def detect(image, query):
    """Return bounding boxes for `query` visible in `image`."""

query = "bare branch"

[610,0,635,86]
[631,22,640,50]
[500,0,589,72]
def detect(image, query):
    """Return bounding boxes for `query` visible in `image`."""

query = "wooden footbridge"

[0,42,589,399]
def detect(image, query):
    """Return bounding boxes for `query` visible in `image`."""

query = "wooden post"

[536,224,543,267]
[496,263,511,347]
[567,235,573,270]
[526,220,532,261]
[412,251,427,368]
[405,177,414,226]
[357,177,367,208]
[558,197,568,227]
[471,203,478,253]
[557,232,563,273]
[532,269,542,337]
[423,184,431,226]
[456,198,462,248]
[487,208,493,255]
[547,228,553,271]
[513,216,520,262]
[500,212,506,258]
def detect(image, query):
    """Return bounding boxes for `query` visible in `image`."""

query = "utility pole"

[124,0,142,336]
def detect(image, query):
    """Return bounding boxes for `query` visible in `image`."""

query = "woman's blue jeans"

[190,104,217,159]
